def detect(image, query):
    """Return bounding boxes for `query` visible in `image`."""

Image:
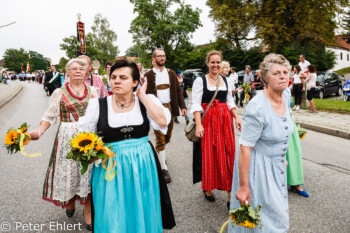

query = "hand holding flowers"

[4,123,41,157]
[66,132,117,180]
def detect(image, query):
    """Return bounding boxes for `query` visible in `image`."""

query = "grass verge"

[334,67,350,76]
[313,98,350,113]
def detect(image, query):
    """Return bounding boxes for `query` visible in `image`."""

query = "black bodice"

[201,75,228,103]
[96,97,150,143]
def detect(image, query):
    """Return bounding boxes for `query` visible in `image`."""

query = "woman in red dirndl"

[191,50,241,209]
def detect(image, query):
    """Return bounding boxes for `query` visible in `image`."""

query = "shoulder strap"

[90,73,93,86]
[201,77,220,121]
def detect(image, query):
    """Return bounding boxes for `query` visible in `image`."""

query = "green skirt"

[286,117,304,186]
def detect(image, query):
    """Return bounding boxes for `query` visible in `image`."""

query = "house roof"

[328,35,350,51]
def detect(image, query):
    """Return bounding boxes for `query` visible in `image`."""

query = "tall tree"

[60,14,119,66]
[125,43,152,68]
[206,0,349,50]
[56,57,69,72]
[343,10,350,43]
[129,0,202,69]
[3,48,29,73]
[206,0,258,49]
[28,50,49,71]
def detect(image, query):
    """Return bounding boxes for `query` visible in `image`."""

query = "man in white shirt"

[299,54,311,91]
[229,67,239,105]
[145,48,187,183]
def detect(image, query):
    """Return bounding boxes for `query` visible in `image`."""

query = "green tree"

[125,43,152,68]
[56,57,69,72]
[129,0,202,70]
[3,48,29,73]
[206,0,258,49]
[60,14,119,66]
[206,0,349,50]
[28,50,49,71]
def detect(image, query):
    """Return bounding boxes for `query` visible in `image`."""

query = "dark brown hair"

[307,64,317,73]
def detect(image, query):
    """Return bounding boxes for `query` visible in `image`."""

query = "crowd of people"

[0,48,311,233]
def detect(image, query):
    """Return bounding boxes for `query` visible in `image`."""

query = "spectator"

[239,65,254,107]
[305,64,317,113]
[292,65,302,110]
[229,67,239,105]
[299,54,310,91]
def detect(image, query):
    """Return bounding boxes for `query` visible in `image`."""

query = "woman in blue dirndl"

[79,59,176,233]
[229,54,294,233]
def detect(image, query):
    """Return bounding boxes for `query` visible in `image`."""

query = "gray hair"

[245,65,251,70]
[66,58,87,71]
[259,53,291,86]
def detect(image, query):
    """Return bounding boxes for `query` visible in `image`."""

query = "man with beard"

[44,65,62,96]
[145,48,187,183]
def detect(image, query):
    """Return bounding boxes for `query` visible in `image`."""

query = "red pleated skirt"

[201,100,235,191]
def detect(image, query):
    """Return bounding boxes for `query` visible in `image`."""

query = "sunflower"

[230,215,255,228]
[5,130,19,145]
[71,132,98,152]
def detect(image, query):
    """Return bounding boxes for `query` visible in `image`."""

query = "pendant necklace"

[69,84,83,96]
[115,95,134,109]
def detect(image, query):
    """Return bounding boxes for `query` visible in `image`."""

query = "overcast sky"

[0,0,215,64]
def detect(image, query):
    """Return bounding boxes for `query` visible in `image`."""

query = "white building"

[326,35,350,71]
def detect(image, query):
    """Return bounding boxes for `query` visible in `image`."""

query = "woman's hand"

[29,129,42,140]
[195,124,204,138]
[235,118,242,132]
[136,77,147,98]
[236,185,251,204]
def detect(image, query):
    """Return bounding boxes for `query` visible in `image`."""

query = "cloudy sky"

[0,0,215,64]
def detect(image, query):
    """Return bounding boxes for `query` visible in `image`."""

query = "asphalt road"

[0,82,349,233]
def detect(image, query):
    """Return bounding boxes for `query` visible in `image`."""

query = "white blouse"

[79,93,171,135]
[306,73,317,90]
[41,86,99,125]
[293,73,302,84]
[190,75,237,114]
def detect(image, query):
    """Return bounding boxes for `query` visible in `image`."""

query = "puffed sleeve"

[226,77,237,110]
[89,86,100,98]
[190,77,204,113]
[78,98,100,133]
[146,94,171,134]
[238,101,264,147]
[41,89,62,124]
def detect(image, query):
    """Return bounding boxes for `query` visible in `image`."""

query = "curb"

[295,121,350,140]
[0,85,23,108]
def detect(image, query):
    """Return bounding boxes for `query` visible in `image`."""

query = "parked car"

[313,71,343,99]
[182,69,204,87]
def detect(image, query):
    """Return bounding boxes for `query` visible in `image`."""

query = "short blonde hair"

[220,61,230,74]
[66,58,87,71]
[259,53,291,86]
[205,50,222,64]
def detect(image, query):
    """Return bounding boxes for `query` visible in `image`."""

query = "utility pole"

[0,22,16,29]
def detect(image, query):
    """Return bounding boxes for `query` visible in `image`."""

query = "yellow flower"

[5,130,19,145]
[230,215,255,229]
[21,127,27,132]
[71,132,98,153]
[300,133,306,139]
[23,133,31,145]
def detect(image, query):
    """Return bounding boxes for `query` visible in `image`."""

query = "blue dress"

[90,97,175,233]
[229,91,294,233]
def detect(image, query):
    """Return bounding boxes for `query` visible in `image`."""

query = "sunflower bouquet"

[241,83,251,104]
[297,124,307,139]
[220,202,262,232]
[4,123,32,154]
[102,76,108,87]
[66,132,116,176]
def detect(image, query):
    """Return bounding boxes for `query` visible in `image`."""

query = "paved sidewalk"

[0,81,23,108]
[236,107,350,140]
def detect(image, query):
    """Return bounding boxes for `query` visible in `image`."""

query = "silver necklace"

[69,84,83,96]
[115,95,134,109]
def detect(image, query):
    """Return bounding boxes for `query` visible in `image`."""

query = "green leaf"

[248,205,256,219]
[80,161,89,175]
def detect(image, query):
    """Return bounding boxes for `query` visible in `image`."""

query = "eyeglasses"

[156,55,166,58]
[69,67,86,72]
